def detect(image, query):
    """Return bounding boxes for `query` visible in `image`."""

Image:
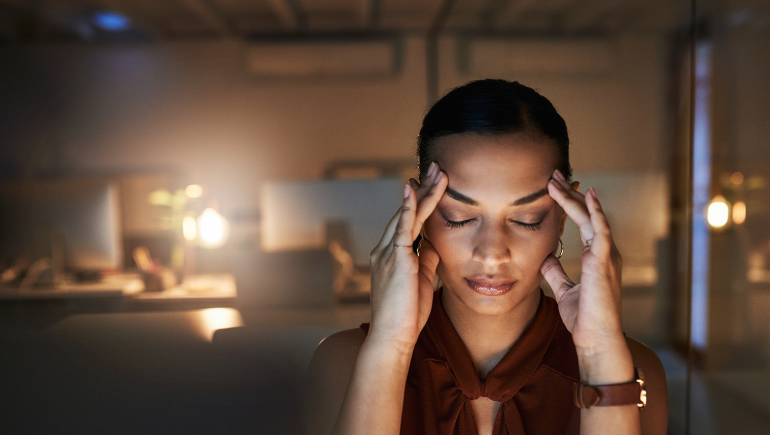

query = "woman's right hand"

[368,162,447,353]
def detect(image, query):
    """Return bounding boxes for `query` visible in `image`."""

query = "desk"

[132,274,236,301]
[0,274,237,320]
[0,274,144,300]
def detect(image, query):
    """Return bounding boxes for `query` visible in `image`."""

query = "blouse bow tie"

[393,288,581,435]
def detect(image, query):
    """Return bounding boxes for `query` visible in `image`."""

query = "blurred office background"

[0,0,768,434]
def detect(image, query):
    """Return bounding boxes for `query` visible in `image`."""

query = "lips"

[464,276,516,296]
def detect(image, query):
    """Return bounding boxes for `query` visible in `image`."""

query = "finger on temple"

[548,180,594,243]
[413,172,448,240]
[415,162,439,194]
[552,175,586,206]
[586,189,612,255]
[409,178,426,203]
[393,185,418,248]
[540,255,574,298]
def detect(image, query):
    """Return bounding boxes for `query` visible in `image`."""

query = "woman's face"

[423,132,571,315]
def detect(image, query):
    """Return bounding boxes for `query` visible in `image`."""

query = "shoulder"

[309,327,367,376]
[305,328,367,435]
[625,337,668,435]
[625,336,667,395]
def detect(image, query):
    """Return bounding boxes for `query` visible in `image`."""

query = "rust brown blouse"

[360,288,581,435]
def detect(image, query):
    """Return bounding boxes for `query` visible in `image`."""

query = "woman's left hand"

[539,169,627,364]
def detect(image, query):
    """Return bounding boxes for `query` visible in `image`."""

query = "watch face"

[637,368,647,409]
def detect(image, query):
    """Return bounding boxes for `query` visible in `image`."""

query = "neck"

[442,287,541,379]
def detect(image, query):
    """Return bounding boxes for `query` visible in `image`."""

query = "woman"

[307,80,668,435]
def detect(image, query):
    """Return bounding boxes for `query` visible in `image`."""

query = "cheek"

[423,212,464,256]
[423,213,477,274]
[520,213,562,255]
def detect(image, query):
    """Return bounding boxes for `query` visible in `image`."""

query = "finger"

[375,185,409,250]
[548,179,595,246]
[421,161,438,185]
[553,169,586,207]
[393,184,418,248]
[585,188,612,257]
[417,238,440,290]
[412,171,448,240]
[411,178,428,204]
[409,178,420,192]
[540,254,575,299]
[413,162,440,203]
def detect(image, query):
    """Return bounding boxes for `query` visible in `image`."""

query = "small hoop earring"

[413,234,423,256]
[555,239,564,259]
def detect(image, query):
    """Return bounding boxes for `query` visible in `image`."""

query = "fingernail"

[427,162,436,177]
[554,169,565,181]
[404,184,410,198]
[434,170,443,183]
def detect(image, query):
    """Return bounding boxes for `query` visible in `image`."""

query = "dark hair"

[417,79,572,183]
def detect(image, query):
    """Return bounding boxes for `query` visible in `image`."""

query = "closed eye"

[444,217,476,229]
[442,216,542,230]
[511,220,542,231]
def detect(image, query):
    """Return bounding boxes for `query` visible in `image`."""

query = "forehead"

[433,132,557,200]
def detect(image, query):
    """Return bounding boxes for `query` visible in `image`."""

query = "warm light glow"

[730,172,744,185]
[183,216,197,240]
[194,308,243,341]
[707,195,729,228]
[199,209,223,242]
[733,201,746,225]
[148,189,171,206]
[185,184,204,198]
[197,208,229,248]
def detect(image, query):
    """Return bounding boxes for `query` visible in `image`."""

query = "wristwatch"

[573,368,646,409]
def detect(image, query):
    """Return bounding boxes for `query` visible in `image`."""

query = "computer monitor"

[261,177,403,268]
[0,178,122,272]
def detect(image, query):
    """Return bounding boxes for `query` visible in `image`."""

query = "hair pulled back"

[417,79,572,183]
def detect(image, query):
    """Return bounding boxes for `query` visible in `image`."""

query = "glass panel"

[689,0,770,433]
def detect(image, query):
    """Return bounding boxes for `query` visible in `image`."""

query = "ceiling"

[0,0,707,43]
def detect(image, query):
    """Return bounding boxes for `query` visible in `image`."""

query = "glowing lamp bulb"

[707,195,729,228]
[197,208,229,248]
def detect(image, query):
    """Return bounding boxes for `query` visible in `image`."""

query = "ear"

[558,181,580,238]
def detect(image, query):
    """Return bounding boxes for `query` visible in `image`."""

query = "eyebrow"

[445,186,549,206]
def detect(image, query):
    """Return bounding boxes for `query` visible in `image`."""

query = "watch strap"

[573,368,646,409]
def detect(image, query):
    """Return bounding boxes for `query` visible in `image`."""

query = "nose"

[471,221,511,268]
